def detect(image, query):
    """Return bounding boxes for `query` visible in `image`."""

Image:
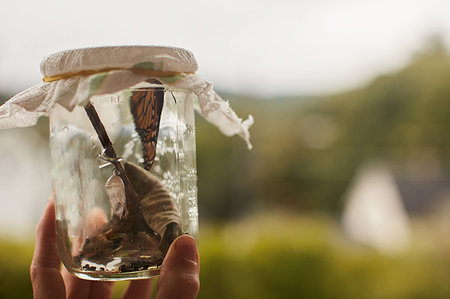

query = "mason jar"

[49,80,198,280]
[0,45,252,281]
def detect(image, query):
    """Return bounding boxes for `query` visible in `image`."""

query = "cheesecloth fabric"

[0,46,253,148]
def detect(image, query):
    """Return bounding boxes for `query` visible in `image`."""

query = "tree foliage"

[196,41,450,218]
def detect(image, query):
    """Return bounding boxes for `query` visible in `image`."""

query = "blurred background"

[1,0,450,298]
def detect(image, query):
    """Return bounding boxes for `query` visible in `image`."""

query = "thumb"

[155,235,200,299]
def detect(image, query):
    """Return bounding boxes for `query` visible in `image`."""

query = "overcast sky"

[1,0,449,97]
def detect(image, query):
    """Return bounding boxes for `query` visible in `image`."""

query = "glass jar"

[49,81,198,281]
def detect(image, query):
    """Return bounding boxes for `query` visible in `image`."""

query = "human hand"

[30,197,200,299]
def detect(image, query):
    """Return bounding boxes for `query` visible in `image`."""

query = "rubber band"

[43,67,194,82]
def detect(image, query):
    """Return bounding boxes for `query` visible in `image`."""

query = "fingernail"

[175,235,198,264]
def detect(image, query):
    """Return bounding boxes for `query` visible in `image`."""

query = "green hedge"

[1,215,449,299]
[197,214,450,299]
[0,239,34,298]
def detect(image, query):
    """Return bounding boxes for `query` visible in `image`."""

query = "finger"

[62,267,91,298]
[62,266,114,299]
[122,279,154,299]
[88,281,115,299]
[156,235,200,299]
[30,197,66,299]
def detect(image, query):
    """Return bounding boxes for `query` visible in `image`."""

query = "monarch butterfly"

[129,83,165,170]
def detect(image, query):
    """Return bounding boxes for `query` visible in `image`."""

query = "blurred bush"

[197,214,450,299]
[2,215,450,299]
[0,239,33,298]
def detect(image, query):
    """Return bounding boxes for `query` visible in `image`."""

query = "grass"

[1,213,449,299]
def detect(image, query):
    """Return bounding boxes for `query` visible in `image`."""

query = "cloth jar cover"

[0,46,253,148]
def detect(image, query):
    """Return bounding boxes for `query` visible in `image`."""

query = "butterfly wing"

[129,87,165,170]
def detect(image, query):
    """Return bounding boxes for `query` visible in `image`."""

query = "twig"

[84,102,160,241]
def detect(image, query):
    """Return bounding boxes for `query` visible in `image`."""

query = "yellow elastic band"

[42,67,193,82]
